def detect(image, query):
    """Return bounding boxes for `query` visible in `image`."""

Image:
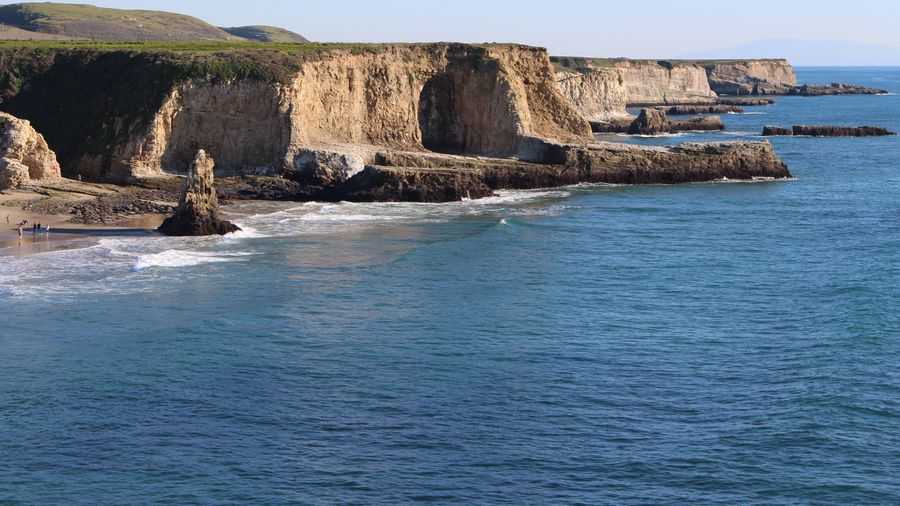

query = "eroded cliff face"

[555,67,630,122]
[703,60,797,95]
[551,58,716,123]
[0,111,61,189]
[612,60,717,106]
[0,44,591,181]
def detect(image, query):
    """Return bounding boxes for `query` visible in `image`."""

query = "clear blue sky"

[43,0,900,64]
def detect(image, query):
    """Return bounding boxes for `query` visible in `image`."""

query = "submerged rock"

[763,125,896,137]
[158,150,241,236]
[0,112,61,190]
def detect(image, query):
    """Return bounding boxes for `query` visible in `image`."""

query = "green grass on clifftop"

[0,2,309,43]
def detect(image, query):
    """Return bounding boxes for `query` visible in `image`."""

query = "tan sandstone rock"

[0,112,61,189]
[158,150,240,236]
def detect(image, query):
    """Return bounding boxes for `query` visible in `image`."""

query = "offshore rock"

[717,98,775,106]
[762,126,794,136]
[0,111,61,189]
[660,105,744,115]
[158,150,240,236]
[764,125,896,137]
[789,83,888,96]
[628,108,671,135]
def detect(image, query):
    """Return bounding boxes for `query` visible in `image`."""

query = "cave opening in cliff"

[418,73,466,154]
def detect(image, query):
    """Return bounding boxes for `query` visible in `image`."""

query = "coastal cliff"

[552,57,717,116]
[0,43,591,182]
[0,42,790,204]
[702,59,797,95]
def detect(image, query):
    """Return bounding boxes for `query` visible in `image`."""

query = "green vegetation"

[0,3,310,43]
[222,26,308,44]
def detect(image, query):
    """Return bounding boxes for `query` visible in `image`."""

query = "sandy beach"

[0,183,170,255]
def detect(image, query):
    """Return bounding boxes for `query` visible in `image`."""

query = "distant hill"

[0,3,309,43]
[222,26,308,43]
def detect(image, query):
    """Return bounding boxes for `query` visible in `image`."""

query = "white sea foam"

[132,250,256,271]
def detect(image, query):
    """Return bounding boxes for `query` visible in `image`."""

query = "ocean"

[2,68,900,504]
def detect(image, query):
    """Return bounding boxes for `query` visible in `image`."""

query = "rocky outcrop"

[763,125,896,137]
[703,60,797,95]
[789,83,888,96]
[482,141,790,187]
[158,150,240,236]
[0,111,61,189]
[329,166,494,202]
[592,109,724,135]
[717,97,775,106]
[660,105,744,115]
[628,108,670,135]
[761,126,794,136]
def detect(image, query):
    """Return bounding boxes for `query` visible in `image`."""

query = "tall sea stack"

[158,150,240,236]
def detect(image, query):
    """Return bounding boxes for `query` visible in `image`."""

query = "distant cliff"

[700,59,797,95]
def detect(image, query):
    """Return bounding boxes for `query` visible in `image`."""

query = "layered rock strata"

[0,111,61,189]
[0,44,791,203]
[763,125,896,137]
[158,150,240,236]
[703,60,797,95]
[0,44,590,182]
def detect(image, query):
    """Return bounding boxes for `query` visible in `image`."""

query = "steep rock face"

[554,67,630,122]
[551,58,716,120]
[704,60,797,95]
[158,150,240,236]
[0,44,591,182]
[0,111,61,189]
[613,60,717,106]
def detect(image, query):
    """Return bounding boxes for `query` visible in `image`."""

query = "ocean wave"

[132,250,257,271]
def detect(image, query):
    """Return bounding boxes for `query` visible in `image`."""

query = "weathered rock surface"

[593,109,724,135]
[330,166,494,202]
[554,66,630,122]
[0,44,590,182]
[158,150,240,236]
[763,125,896,137]
[628,108,671,135]
[0,111,61,189]
[703,60,797,95]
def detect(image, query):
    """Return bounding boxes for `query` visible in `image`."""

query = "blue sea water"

[2,68,900,505]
